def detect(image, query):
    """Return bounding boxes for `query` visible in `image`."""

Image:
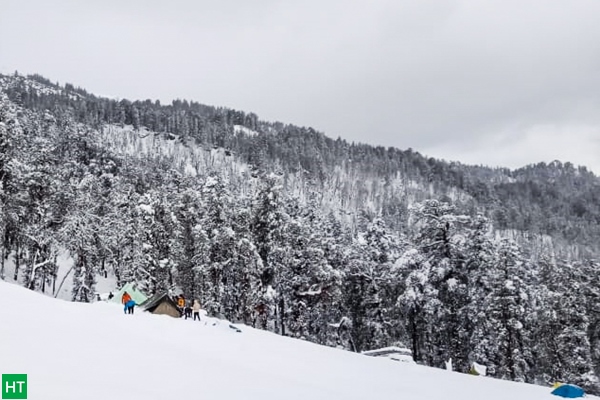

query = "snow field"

[0,281,580,400]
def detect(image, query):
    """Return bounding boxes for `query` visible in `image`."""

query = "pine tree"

[464,215,496,369]
[0,94,23,279]
[410,199,471,370]
[224,237,262,324]
[251,173,287,334]
[171,186,204,299]
[534,256,599,391]
[279,201,343,344]
[343,216,403,352]
[396,248,437,362]
[486,238,532,382]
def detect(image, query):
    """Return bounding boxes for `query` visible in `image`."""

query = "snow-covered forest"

[2,72,600,392]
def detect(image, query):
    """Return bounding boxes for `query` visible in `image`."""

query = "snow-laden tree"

[343,253,386,352]
[534,256,599,391]
[464,215,496,369]
[343,217,403,352]
[485,238,533,382]
[410,199,471,370]
[251,174,288,333]
[0,94,24,279]
[59,173,110,302]
[223,237,263,325]
[171,185,204,299]
[580,260,600,389]
[197,174,236,318]
[278,201,343,344]
[396,248,438,363]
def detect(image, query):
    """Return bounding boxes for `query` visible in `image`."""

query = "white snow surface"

[0,280,578,400]
[234,124,259,136]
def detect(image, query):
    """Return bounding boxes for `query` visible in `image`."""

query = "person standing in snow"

[184,300,192,319]
[124,299,136,314]
[177,295,186,317]
[192,299,201,321]
[122,291,131,305]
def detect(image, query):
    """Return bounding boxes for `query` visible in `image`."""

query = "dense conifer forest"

[2,72,600,391]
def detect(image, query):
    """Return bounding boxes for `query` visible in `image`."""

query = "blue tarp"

[551,384,585,398]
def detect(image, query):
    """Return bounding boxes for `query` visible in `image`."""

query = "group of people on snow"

[120,291,201,320]
[121,291,136,314]
[177,294,201,321]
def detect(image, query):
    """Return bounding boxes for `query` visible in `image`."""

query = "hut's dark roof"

[140,292,181,315]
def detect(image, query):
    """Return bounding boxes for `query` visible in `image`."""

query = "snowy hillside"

[4,74,600,393]
[0,281,572,400]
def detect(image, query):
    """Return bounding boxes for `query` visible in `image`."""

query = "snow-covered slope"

[0,281,574,400]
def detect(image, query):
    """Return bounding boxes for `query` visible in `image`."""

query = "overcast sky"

[2,0,600,173]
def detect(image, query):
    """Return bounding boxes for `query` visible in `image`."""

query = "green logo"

[2,375,27,399]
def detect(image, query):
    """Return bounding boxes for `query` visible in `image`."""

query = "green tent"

[110,282,148,305]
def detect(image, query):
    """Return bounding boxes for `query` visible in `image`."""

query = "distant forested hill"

[2,72,600,391]
[3,73,599,248]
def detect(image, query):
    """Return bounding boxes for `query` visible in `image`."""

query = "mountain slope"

[0,280,570,400]
[3,72,600,391]
[3,72,600,248]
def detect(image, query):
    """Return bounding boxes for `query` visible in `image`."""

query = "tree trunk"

[54,266,74,298]
[411,313,420,362]
[13,240,19,281]
[52,254,57,295]
[28,249,38,290]
[279,295,285,336]
[41,263,46,293]
[1,244,5,280]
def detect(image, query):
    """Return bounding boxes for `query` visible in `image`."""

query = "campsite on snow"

[0,279,589,400]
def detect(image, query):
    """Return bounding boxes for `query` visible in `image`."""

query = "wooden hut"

[140,292,182,318]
